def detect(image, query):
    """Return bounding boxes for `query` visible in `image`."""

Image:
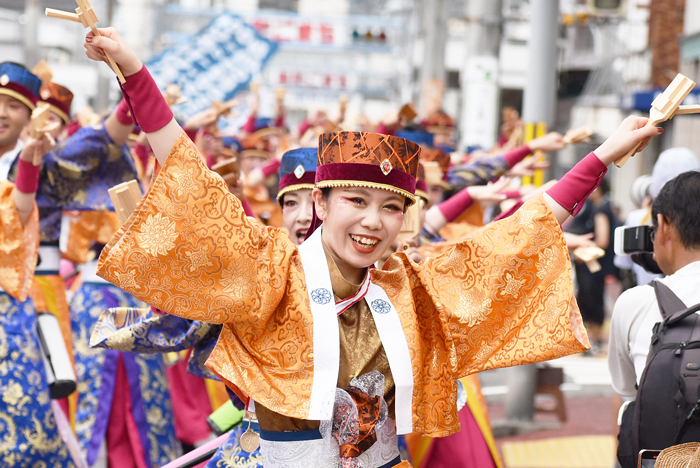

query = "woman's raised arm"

[83,27,181,165]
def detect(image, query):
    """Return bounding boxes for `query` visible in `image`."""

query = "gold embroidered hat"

[316,131,421,206]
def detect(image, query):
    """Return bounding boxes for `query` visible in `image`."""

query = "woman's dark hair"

[651,171,700,249]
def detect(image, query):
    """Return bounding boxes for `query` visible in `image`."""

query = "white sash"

[298,228,341,421]
[365,283,414,434]
[298,228,414,434]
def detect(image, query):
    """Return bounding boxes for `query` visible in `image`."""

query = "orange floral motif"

[114,270,139,292]
[499,272,527,299]
[97,132,589,438]
[454,290,492,327]
[136,212,178,256]
[220,260,257,296]
[185,248,212,273]
[536,247,557,280]
[175,170,196,197]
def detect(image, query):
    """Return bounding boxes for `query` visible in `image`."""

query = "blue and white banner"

[147,12,278,119]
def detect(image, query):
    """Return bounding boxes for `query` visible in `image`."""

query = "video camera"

[614,225,653,255]
[614,225,662,274]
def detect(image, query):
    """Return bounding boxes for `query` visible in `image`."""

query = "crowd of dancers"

[0,24,664,468]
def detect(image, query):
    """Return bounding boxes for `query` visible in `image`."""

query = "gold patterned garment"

[255,245,394,432]
[0,181,38,300]
[61,211,121,264]
[96,132,589,437]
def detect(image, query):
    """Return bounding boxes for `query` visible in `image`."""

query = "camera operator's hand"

[594,116,662,166]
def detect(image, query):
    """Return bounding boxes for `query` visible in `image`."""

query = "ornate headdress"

[0,62,41,110]
[277,147,317,202]
[316,131,420,205]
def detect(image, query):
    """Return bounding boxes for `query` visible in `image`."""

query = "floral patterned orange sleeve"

[385,197,589,380]
[97,131,302,325]
[97,132,318,414]
[0,181,39,301]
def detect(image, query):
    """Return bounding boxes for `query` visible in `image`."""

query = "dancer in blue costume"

[0,127,79,466]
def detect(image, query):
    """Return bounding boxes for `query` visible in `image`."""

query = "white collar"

[297,227,414,434]
[669,261,700,278]
[0,139,24,182]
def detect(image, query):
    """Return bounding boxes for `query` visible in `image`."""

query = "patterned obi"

[259,420,401,468]
[259,372,403,468]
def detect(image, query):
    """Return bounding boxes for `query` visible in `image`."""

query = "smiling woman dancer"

[85,28,661,468]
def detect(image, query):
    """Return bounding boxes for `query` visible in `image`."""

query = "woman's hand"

[184,108,220,131]
[84,28,143,77]
[528,132,566,153]
[19,132,55,166]
[594,116,662,166]
[395,239,423,263]
[466,177,512,205]
[507,157,550,177]
[563,232,597,251]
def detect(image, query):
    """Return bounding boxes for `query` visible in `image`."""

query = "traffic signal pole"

[504,0,559,422]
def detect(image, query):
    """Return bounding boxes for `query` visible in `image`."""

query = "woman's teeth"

[350,235,379,247]
[296,229,308,239]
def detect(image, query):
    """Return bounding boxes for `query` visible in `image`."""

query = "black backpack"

[618,280,700,468]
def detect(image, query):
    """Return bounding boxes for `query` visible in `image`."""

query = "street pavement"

[480,354,620,468]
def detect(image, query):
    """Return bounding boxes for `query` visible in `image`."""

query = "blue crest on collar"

[280,147,318,179]
[0,62,41,99]
[396,130,434,148]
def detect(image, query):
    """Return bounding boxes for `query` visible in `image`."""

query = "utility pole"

[24,0,41,66]
[504,0,559,422]
[95,0,116,112]
[460,0,502,150]
[418,0,448,112]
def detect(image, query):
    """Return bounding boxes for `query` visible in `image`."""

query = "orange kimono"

[94,132,589,439]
